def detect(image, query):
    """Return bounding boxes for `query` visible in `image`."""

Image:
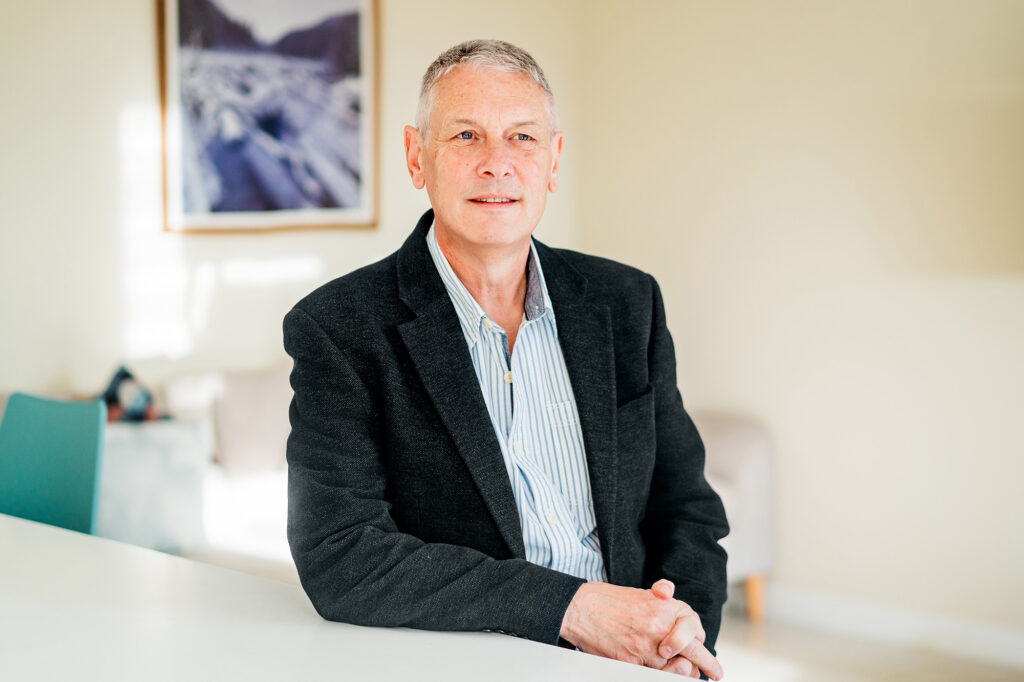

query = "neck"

[435,225,530,348]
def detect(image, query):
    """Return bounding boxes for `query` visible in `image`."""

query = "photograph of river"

[163,0,375,230]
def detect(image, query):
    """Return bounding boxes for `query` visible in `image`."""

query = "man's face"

[404,66,563,253]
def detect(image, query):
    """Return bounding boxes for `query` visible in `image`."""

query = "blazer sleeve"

[283,306,585,645]
[638,277,730,653]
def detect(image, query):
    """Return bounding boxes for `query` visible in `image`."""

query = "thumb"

[651,579,675,600]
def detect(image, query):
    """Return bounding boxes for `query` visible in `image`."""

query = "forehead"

[431,65,551,126]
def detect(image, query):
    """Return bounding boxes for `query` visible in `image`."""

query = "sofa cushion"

[214,364,292,473]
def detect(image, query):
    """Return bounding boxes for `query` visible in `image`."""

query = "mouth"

[469,195,518,205]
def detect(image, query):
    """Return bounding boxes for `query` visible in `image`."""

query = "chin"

[476,225,536,248]
[459,217,534,245]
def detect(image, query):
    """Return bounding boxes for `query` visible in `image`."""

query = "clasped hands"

[559,579,723,679]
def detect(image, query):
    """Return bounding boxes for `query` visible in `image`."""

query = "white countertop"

[0,513,667,681]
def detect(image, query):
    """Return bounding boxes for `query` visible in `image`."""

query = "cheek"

[526,160,555,190]
[436,152,476,181]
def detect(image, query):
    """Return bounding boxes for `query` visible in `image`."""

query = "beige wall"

[2,0,1021,637]
[577,1,1024,629]
[0,0,582,394]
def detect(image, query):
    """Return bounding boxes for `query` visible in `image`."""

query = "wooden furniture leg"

[744,574,764,622]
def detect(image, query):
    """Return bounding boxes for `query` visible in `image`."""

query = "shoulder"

[540,244,657,305]
[286,251,406,336]
[537,245,667,362]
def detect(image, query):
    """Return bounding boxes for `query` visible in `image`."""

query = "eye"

[456,131,475,140]
[514,133,534,142]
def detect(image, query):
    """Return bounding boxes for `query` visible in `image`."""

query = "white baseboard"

[765,586,1024,670]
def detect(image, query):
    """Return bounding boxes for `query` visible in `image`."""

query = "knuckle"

[642,644,666,666]
[655,602,677,623]
[667,658,693,676]
[619,637,645,664]
[646,656,669,670]
[617,652,642,666]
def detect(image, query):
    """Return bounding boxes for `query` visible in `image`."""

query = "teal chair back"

[0,393,106,533]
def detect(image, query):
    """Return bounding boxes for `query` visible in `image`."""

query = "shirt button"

[483,319,494,329]
[513,441,524,455]
[546,512,559,525]
[503,370,513,384]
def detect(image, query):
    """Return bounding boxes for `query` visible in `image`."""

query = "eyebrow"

[447,118,543,129]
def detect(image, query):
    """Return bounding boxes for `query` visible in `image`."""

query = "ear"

[548,130,564,193]
[404,125,426,189]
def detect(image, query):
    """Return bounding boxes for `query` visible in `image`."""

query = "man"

[284,40,728,678]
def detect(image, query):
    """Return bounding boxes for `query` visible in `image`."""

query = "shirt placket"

[486,318,547,566]
[510,320,581,570]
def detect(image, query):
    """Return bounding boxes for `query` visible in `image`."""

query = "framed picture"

[159,0,377,232]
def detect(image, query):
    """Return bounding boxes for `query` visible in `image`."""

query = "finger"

[673,599,697,618]
[679,638,724,681]
[672,602,703,640]
[650,579,674,600]
[660,656,693,677]
[658,615,704,659]
[642,654,669,670]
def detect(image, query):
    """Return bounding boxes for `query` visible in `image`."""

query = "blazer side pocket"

[616,384,656,517]
[616,383,654,432]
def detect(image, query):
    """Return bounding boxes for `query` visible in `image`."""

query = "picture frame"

[158,0,378,233]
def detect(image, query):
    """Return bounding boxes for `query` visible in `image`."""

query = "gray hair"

[415,39,559,137]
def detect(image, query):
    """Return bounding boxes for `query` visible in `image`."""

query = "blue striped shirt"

[427,225,606,582]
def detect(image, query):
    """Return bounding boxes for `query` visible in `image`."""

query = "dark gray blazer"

[284,210,729,650]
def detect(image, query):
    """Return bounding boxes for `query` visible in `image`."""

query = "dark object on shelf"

[100,366,161,422]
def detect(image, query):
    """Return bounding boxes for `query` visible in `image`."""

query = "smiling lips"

[470,195,517,204]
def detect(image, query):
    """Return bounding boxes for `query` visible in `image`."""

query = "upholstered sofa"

[691,409,775,620]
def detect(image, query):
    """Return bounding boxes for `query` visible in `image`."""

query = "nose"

[476,139,514,179]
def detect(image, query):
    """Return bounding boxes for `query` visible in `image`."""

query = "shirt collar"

[426,223,553,347]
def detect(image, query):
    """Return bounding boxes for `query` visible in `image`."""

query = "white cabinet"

[94,418,212,552]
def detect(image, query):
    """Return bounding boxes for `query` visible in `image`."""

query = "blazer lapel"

[536,243,621,582]
[396,212,526,559]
